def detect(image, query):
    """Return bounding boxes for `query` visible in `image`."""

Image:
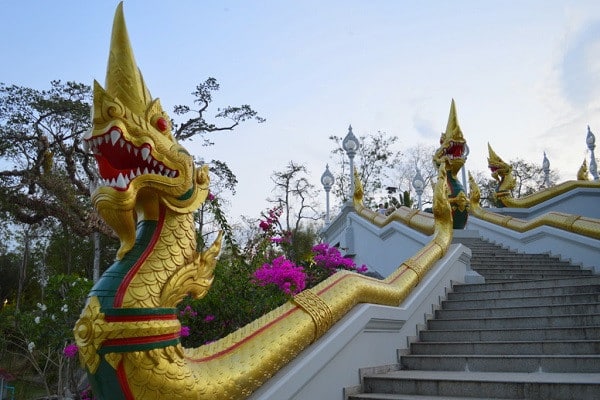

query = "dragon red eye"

[156,117,168,132]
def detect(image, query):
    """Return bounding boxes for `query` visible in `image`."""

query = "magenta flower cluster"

[80,386,95,400]
[179,305,198,318]
[253,256,306,295]
[259,206,283,232]
[63,343,78,358]
[204,314,215,322]
[180,326,191,337]
[312,243,368,274]
[270,230,292,245]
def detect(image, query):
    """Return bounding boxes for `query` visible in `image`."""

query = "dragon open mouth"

[446,141,466,160]
[84,127,179,190]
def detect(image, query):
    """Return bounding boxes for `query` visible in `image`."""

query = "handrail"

[353,198,435,236]
[182,165,454,399]
[469,173,600,240]
[499,180,600,208]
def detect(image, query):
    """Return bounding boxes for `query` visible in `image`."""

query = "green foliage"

[0,81,96,236]
[178,257,288,347]
[0,274,92,397]
[0,252,19,305]
[401,190,413,207]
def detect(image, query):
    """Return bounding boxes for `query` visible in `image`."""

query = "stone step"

[348,237,600,400]
[427,313,600,330]
[471,253,567,259]
[349,394,517,400]
[419,326,600,342]
[409,340,600,355]
[447,284,600,301]
[472,263,584,271]
[452,276,600,293]
[434,302,600,319]
[471,257,570,265]
[475,272,592,282]
[473,266,591,274]
[356,370,600,400]
[399,354,600,373]
[442,292,600,309]
[482,278,580,285]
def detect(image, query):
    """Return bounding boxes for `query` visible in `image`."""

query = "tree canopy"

[0,78,264,241]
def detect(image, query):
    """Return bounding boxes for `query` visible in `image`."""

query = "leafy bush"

[0,274,92,398]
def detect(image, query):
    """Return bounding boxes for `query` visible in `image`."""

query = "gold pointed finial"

[105,2,152,116]
[487,143,503,164]
[443,99,464,140]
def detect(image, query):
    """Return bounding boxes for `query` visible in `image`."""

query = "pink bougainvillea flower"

[63,343,78,358]
[179,305,197,318]
[311,243,368,275]
[259,220,271,231]
[253,256,306,295]
[204,315,215,323]
[180,326,191,337]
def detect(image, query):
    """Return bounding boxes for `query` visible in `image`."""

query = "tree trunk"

[16,230,30,312]
[93,232,100,283]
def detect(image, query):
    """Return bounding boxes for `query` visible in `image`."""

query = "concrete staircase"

[347,238,600,400]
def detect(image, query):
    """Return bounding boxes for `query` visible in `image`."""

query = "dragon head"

[577,158,590,181]
[433,99,468,177]
[83,3,209,259]
[487,143,511,182]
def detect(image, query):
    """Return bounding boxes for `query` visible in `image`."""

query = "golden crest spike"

[105,2,152,117]
[444,99,463,139]
[487,143,502,164]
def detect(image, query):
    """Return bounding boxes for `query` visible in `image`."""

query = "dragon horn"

[105,2,152,116]
[487,142,503,164]
[443,99,464,140]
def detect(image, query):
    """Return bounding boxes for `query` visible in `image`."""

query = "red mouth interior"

[94,140,152,181]
[447,143,464,158]
[86,127,177,189]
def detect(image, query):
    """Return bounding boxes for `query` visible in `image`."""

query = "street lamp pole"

[412,167,425,211]
[320,164,335,224]
[587,126,599,180]
[342,125,359,201]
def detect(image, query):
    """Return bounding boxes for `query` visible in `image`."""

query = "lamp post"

[542,151,550,187]
[461,143,470,195]
[587,126,599,180]
[342,125,359,200]
[412,167,425,210]
[320,164,335,224]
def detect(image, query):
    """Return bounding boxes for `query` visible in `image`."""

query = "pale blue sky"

[2,1,600,220]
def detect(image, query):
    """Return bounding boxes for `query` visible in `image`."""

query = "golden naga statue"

[485,146,600,208]
[578,158,590,181]
[487,143,516,207]
[432,99,469,228]
[468,171,600,240]
[74,4,454,399]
